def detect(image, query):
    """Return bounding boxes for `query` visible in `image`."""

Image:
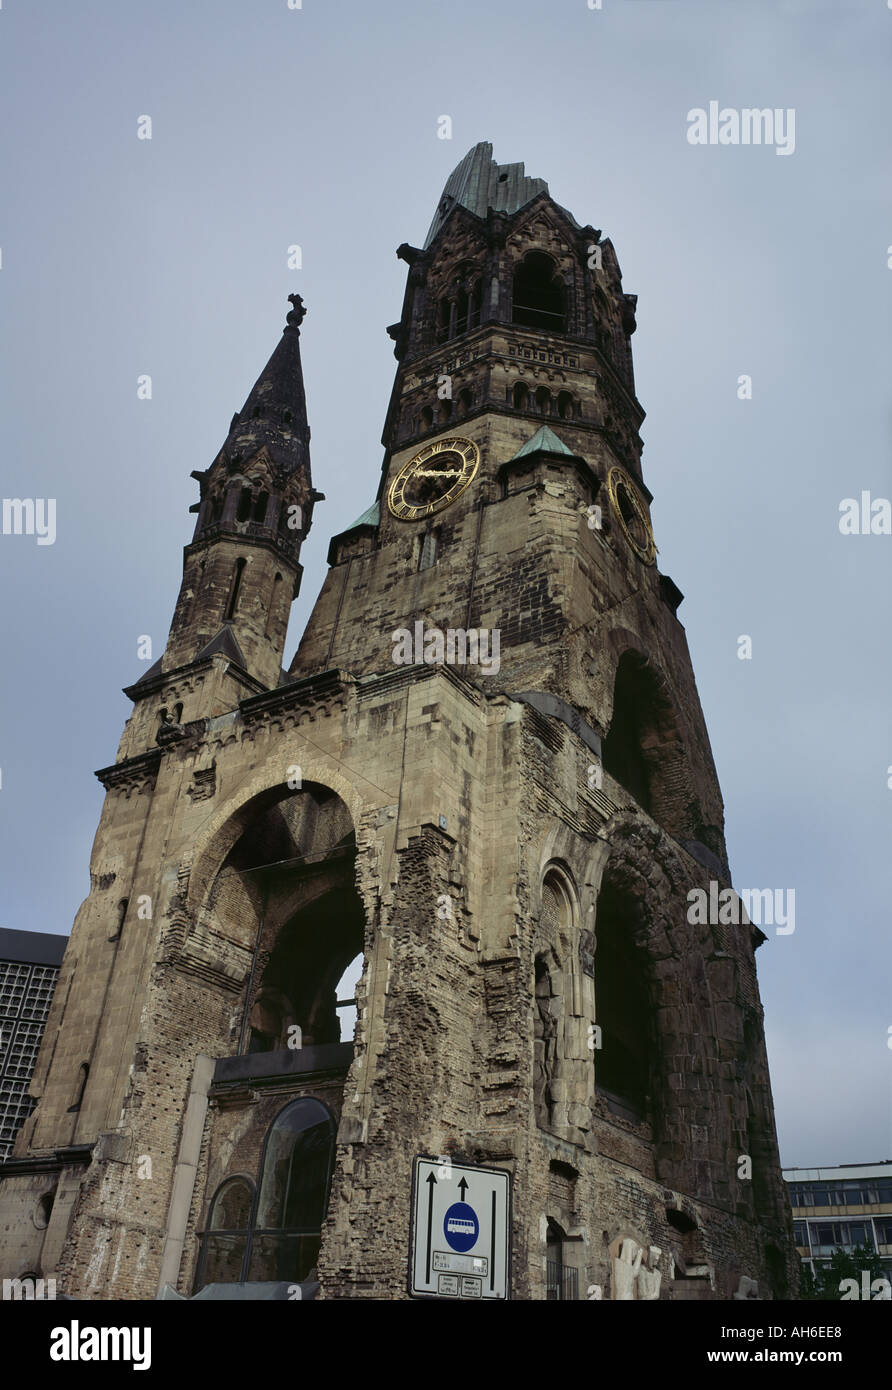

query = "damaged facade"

[0,143,796,1300]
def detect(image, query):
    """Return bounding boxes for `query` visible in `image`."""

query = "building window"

[512,252,566,332]
[196,1098,337,1291]
[225,558,246,621]
[594,877,652,1119]
[197,1177,255,1288]
[248,1099,336,1282]
[419,530,438,572]
[545,1219,577,1300]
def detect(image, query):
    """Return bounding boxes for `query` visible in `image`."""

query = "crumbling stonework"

[0,143,796,1300]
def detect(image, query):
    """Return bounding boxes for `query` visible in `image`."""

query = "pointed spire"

[220,294,311,477]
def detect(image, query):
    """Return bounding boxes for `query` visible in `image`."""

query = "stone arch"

[193,781,367,1054]
[591,812,701,1171]
[512,250,567,333]
[533,863,581,1136]
[185,763,369,920]
[602,642,698,840]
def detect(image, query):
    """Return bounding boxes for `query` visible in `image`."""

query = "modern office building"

[0,930,67,1160]
[784,1162,892,1278]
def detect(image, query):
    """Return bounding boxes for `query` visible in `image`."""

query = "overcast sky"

[1,0,889,1168]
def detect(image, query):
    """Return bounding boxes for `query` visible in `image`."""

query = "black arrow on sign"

[458,1176,469,1200]
[425,1172,437,1283]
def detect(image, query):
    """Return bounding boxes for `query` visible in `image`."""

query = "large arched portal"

[190,782,366,1292]
[203,781,365,1055]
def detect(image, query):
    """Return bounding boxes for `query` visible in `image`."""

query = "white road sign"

[410,1155,511,1299]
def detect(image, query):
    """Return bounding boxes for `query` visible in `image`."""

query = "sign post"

[409,1155,511,1299]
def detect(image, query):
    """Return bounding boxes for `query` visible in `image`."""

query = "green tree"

[799,1243,889,1300]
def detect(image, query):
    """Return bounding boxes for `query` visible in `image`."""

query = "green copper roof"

[511,424,575,459]
[424,142,550,249]
[344,500,380,530]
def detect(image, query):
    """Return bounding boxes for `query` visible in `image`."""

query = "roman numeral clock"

[387,436,480,520]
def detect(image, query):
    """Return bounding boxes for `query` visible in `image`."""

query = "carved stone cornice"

[95,748,162,796]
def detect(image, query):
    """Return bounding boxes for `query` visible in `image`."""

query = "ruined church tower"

[0,144,796,1301]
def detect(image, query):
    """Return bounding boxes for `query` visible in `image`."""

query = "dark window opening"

[236,488,253,523]
[109,896,129,944]
[437,298,451,344]
[225,558,246,621]
[420,405,434,432]
[36,1192,54,1228]
[594,879,652,1117]
[456,388,472,418]
[602,651,692,835]
[512,252,566,332]
[533,954,558,1130]
[546,1220,577,1300]
[513,382,529,410]
[535,386,551,415]
[557,390,574,420]
[456,289,469,336]
[252,491,269,524]
[67,1062,89,1113]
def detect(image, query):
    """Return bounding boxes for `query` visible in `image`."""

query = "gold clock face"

[387,436,480,520]
[607,465,656,565]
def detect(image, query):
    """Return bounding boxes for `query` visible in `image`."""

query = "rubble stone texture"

[0,144,797,1300]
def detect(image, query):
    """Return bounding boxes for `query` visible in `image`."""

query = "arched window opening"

[513,381,529,410]
[512,252,566,332]
[546,1219,578,1300]
[535,386,551,416]
[208,490,224,524]
[420,405,434,432]
[602,651,690,834]
[437,298,451,344]
[594,878,652,1119]
[225,558,246,621]
[35,1191,54,1229]
[456,388,472,418]
[437,399,453,426]
[248,1099,336,1282]
[249,879,364,1050]
[68,1063,89,1114]
[236,488,253,523]
[265,573,283,639]
[252,491,269,524]
[456,289,469,336]
[557,391,574,420]
[197,1177,255,1288]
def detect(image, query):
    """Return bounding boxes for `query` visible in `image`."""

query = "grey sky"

[1,0,889,1167]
